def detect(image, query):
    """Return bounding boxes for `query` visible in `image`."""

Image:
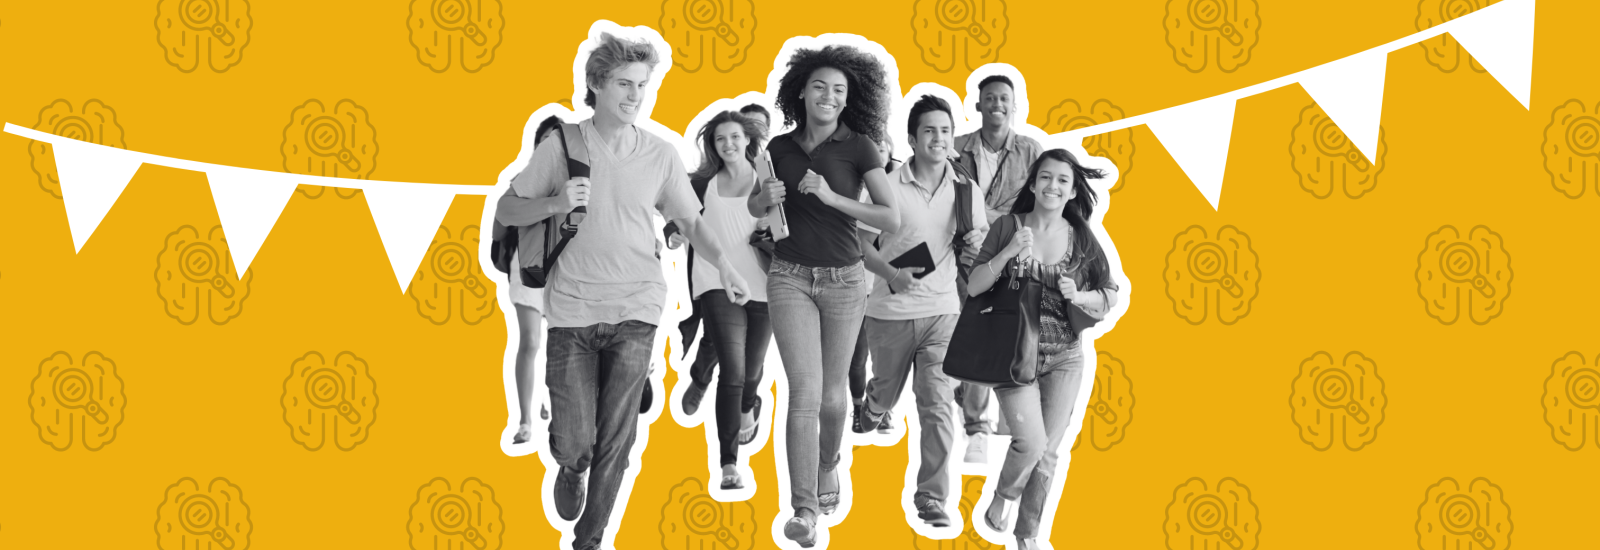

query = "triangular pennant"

[362,183,456,293]
[1451,0,1535,109]
[1300,50,1388,164]
[1147,97,1238,210]
[52,138,145,252]
[205,168,299,275]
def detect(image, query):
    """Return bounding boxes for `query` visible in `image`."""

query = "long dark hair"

[1011,148,1109,287]
[689,110,767,182]
[774,44,891,143]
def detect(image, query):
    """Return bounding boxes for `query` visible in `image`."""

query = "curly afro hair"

[775,44,892,143]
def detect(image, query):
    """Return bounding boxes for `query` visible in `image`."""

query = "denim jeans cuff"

[819,452,841,472]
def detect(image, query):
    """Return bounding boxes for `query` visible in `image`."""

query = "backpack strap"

[559,123,590,179]
[950,159,976,262]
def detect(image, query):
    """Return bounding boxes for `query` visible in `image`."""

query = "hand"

[1059,276,1081,304]
[561,177,591,212]
[759,176,786,208]
[666,232,686,250]
[962,228,987,256]
[888,267,927,294]
[720,264,751,305]
[798,169,839,205]
[1006,226,1034,262]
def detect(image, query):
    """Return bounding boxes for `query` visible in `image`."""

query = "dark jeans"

[545,320,657,550]
[699,291,772,466]
[687,329,719,387]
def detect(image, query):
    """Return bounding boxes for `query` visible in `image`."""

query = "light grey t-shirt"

[510,120,698,328]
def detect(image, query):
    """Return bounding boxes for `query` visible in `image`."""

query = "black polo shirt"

[766,124,885,267]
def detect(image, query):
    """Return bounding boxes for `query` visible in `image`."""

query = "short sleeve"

[854,135,885,174]
[974,214,1014,267]
[509,136,566,200]
[655,150,699,222]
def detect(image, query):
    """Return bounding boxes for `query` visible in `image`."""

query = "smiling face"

[978,80,1015,130]
[802,67,849,127]
[1031,158,1077,211]
[592,61,651,126]
[713,121,749,166]
[910,109,954,164]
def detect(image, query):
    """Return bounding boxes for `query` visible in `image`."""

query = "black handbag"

[944,257,1044,389]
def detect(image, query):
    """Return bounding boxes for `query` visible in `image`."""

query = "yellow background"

[2,0,1597,548]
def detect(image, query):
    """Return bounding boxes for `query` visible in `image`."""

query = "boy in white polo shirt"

[852,94,987,528]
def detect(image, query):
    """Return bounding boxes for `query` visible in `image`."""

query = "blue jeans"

[767,257,867,516]
[993,343,1085,539]
[545,320,657,549]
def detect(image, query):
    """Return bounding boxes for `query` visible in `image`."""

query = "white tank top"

[692,172,769,302]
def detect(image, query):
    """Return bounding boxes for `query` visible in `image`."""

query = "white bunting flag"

[1450,0,1536,109]
[52,138,145,252]
[363,183,457,293]
[1147,97,1238,210]
[206,167,299,275]
[1300,49,1389,164]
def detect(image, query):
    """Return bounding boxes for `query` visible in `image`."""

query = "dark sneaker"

[682,381,708,416]
[554,467,587,521]
[917,501,951,528]
[851,402,882,434]
[639,383,653,415]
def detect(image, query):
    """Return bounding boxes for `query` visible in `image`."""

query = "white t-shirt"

[976,140,1002,196]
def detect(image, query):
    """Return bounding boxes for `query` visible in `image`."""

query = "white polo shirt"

[859,156,989,320]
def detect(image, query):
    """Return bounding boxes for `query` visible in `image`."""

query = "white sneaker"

[964,432,988,464]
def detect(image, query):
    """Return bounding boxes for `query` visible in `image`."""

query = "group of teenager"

[495,29,1120,550]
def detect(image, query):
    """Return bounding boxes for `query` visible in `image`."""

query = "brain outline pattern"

[409,477,505,550]
[1543,351,1600,451]
[911,476,993,549]
[281,98,379,199]
[1542,99,1600,198]
[1414,225,1511,325]
[1415,477,1512,550]
[1163,225,1262,325]
[910,0,1009,73]
[154,0,254,73]
[1044,98,1135,193]
[659,477,758,550]
[28,98,129,199]
[408,226,497,325]
[1163,0,1262,73]
[658,0,757,74]
[1414,0,1496,74]
[1072,351,1135,452]
[1164,477,1261,550]
[155,477,251,550]
[155,225,254,325]
[29,351,128,451]
[1290,351,1387,451]
[407,0,506,73]
[281,351,379,452]
[1290,103,1388,199]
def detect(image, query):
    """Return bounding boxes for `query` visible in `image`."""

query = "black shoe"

[639,383,653,415]
[916,501,951,528]
[852,402,881,434]
[554,467,586,521]
[682,381,708,416]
